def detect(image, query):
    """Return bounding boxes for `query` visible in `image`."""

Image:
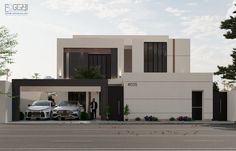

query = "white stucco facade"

[0,81,12,123]
[57,35,190,77]
[123,73,212,119]
[57,35,213,120]
[227,90,236,121]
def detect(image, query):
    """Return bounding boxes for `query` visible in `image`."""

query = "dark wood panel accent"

[173,39,175,73]
[63,51,67,78]
[163,43,167,72]
[64,48,111,54]
[124,49,132,72]
[111,48,118,78]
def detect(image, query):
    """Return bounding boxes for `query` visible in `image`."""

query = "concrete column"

[86,92,89,112]
[132,39,144,73]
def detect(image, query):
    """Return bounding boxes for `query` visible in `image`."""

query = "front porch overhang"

[12,79,108,121]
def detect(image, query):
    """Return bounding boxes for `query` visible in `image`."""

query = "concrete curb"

[4,120,236,125]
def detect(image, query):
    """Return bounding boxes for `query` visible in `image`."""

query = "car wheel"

[58,116,62,121]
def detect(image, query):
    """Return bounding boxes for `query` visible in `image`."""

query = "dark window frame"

[144,42,167,72]
[88,54,111,79]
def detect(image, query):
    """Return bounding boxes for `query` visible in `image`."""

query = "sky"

[0,0,236,82]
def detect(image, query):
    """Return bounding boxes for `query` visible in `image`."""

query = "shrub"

[152,116,158,121]
[177,116,192,121]
[135,117,141,121]
[80,112,89,120]
[186,117,192,121]
[144,115,159,121]
[169,117,175,121]
[20,112,24,120]
[144,115,150,121]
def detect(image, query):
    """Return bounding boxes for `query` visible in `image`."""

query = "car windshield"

[59,101,69,106]
[59,101,75,106]
[32,101,50,106]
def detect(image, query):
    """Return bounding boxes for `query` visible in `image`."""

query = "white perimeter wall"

[227,90,236,121]
[123,73,213,120]
[0,81,12,123]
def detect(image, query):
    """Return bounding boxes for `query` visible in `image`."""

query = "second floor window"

[144,42,167,72]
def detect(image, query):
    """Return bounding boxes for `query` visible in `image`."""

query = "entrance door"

[213,92,227,121]
[108,86,124,121]
[192,91,202,120]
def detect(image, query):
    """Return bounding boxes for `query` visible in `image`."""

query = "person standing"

[48,95,56,107]
[90,98,98,120]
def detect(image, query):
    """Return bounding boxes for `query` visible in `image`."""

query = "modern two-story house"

[10,35,213,121]
[54,35,213,120]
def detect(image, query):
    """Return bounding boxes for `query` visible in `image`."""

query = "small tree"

[222,80,234,91]
[32,73,40,79]
[213,82,220,92]
[220,4,236,39]
[0,26,17,77]
[215,3,236,83]
[124,104,130,121]
[215,49,236,83]
[5,68,11,81]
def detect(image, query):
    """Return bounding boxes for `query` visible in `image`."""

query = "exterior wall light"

[118,70,122,78]
[58,69,62,78]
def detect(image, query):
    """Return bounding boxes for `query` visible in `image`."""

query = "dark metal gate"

[213,92,227,121]
[108,86,124,121]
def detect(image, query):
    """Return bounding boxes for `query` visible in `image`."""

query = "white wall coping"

[72,35,169,39]
[20,86,101,92]
[123,73,213,82]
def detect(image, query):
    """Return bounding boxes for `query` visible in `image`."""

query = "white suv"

[25,100,54,120]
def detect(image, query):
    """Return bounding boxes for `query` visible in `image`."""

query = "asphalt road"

[0,123,236,151]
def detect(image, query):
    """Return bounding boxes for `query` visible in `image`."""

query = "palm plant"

[124,104,130,121]
[32,73,40,79]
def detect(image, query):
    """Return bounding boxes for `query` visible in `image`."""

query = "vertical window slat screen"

[144,42,167,72]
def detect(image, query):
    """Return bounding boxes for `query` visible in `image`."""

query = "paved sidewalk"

[5,120,236,125]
